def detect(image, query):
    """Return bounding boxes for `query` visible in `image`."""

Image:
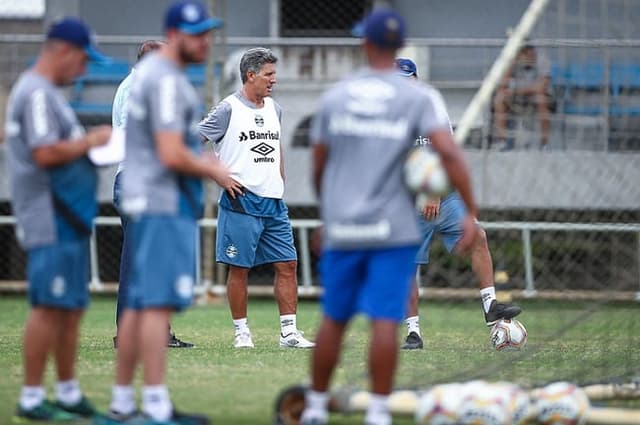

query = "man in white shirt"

[199,47,314,349]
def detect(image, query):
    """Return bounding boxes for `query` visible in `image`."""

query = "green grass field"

[0,296,638,424]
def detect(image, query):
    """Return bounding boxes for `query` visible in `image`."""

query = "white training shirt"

[213,94,284,199]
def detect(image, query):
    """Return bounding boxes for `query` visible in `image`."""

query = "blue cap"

[396,58,417,77]
[165,0,223,35]
[46,17,109,62]
[353,8,406,49]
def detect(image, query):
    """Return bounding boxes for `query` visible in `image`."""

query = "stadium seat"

[609,63,640,116]
[561,62,606,116]
[68,61,217,118]
[71,59,130,118]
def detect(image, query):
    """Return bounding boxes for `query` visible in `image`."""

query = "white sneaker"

[280,330,315,348]
[234,332,254,348]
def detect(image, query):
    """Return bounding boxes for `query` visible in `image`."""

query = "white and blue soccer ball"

[534,381,590,425]
[490,319,528,351]
[404,147,449,197]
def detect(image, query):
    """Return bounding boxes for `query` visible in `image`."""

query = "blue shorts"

[126,215,197,312]
[320,245,419,323]
[216,206,297,267]
[27,238,90,309]
[416,193,467,265]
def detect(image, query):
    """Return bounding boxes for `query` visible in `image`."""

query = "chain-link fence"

[1,0,639,294]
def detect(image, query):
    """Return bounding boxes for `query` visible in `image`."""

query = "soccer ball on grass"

[490,319,528,351]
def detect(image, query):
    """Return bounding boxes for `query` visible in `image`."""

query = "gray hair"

[239,47,277,84]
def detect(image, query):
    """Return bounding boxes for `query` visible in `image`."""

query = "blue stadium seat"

[68,60,219,118]
[560,62,606,116]
[609,63,640,116]
[609,63,640,96]
[71,59,130,117]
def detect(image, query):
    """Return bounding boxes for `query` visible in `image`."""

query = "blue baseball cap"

[396,58,417,77]
[165,0,223,35]
[352,8,406,49]
[46,17,109,62]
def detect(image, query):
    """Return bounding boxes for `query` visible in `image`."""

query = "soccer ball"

[534,382,590,425]
[415,383,464,425]
[457,382,511,425]
[490,319,528,351]
[492,382,532,425]
[404,147,449,197]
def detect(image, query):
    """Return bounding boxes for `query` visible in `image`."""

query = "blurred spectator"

[492,44,553,150]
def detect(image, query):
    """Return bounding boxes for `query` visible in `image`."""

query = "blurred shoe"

[234,332,254,348]
[122,409,209,425]
[55,395,97,417]
[92,409,140,424]
[280,331,315,348]
[167,333,194,348]
[484,299,522,326]
[401,331,423,350]
[14,400,78,422]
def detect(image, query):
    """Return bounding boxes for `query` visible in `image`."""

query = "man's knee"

[493,89,511,110]
[473,227,489,251]
[228,265,250,281]
[274,261,297,278]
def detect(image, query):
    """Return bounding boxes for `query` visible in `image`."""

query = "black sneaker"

[168,333,194,348]
[55,395,97,417]
[401,331,424,350]
[14,399,78,421]
[484,300,522,326]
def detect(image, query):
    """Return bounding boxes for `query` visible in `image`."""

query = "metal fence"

[1,34,640,151]
[1,215,639,300]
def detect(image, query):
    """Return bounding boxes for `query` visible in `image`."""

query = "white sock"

[142,385,172,421]
[233,318,250,335]
[109,385,136,415]
[405,316,421,336]
[19,386,45,410]
[280,314,297,336]
[55,379,82,405]
[480,286,497,313]
[364,393,391,425]
[301,390,329,423]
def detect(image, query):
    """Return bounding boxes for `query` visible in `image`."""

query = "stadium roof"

[0,0,44,19]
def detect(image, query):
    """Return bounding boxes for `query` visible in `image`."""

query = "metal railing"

[1,215,639,299]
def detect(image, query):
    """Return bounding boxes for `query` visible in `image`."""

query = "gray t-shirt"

[311,68,451,249]
[198,91,283,143]
[510,52,551,90]
[5,71,95,248]
[122,54,204,219]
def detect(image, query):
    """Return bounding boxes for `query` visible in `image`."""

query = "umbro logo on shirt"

[251,142,276,163]
[251,142,275,156]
